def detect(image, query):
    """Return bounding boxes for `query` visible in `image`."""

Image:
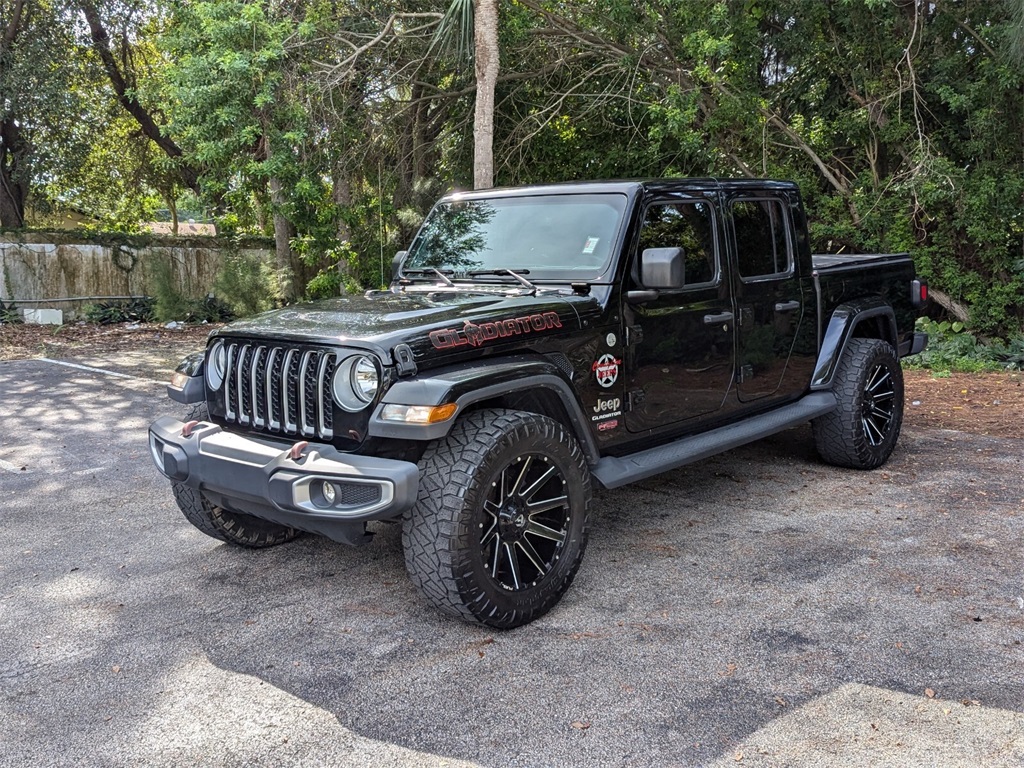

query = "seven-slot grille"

[218,341,336,440]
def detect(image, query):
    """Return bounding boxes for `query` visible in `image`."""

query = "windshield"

[404,193,627,280]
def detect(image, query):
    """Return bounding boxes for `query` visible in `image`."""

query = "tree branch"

[78,0,200,194]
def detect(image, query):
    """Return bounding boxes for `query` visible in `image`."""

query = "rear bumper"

[148,417,419,543]
[899,332,928,358]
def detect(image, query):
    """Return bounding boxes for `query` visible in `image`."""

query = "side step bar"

[592,392,837,490]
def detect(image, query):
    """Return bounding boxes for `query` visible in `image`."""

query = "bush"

[149,256,193,322]
[83,297,156,325]
[0,300,22,324]
[213,249,278,316]
[905,317,1024,372]
[149,255,237,323]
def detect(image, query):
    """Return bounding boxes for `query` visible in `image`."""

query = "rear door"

[623,194,736,433]
[727,194,807,403]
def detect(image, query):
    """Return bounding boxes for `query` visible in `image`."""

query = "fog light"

[322,481,337,505]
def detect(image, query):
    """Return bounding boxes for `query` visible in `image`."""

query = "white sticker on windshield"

[582,237,600,254]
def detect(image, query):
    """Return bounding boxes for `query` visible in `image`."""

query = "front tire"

[171,481,301,548]
[813,337,904,469]
[403,409,592,629]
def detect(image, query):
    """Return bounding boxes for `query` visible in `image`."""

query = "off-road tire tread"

[184,401,210,422]
[402,408,591,628]
[171,481,301,548]
[813,337,904,470]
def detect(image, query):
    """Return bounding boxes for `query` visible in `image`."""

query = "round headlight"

[333,355,379,411]
[352,356,379,402]
[206,342,226,389]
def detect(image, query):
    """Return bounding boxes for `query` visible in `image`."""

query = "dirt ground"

[1,321,1021,439]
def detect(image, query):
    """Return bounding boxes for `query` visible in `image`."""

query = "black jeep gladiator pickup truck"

[149,179,928,628]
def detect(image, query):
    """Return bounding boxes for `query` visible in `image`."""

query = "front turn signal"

[380,403,458,424]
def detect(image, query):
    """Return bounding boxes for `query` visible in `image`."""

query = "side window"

[637,201,716,286]
[732,198,792,279]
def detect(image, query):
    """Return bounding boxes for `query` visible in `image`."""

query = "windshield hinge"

[393,343,417,377]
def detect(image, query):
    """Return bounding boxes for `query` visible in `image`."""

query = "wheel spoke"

[503,542,521,589]
[526,519,567,544]
[863,415,886,445]
[520,464,557,502]
[526,494,568,515]
[490,533,503,576]
[866,367,892,394]
[516,538,547,575]
[869,404,892,420]
[481,517,498,547]
[498,467,510,505]
[509,456,533,497]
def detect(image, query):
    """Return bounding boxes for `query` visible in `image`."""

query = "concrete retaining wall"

[0,233,273,318]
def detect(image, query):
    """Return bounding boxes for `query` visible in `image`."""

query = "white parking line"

[39,357,164,386]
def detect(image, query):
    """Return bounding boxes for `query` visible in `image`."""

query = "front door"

[623,195,736,433]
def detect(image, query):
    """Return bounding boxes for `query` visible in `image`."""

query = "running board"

[592,392,837,490]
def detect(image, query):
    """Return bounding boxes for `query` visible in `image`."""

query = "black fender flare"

[167,351,206,404]
[367,354,600,464]
[810,297,897,390]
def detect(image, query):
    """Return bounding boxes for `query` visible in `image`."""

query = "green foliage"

[905,317,1024,373]
[83,298,157,325]
[987,335,1024,372]
[3,0,1021,342]
[0,300,22,324]
[212,250,278,316]
[149,256,235,322]
[148,256,193,322]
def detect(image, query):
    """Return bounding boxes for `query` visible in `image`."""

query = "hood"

[213,289,600,358]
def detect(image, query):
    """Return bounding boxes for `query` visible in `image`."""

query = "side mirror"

[391,250,408,282]
[639,247,685,289]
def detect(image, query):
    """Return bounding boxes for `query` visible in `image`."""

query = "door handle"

[703,311,734,325]
[774,301,800,312]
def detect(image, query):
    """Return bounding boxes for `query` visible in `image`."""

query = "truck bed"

[812,252,912,272]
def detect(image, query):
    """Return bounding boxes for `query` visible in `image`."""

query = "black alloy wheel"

[403,408,591,629]
[860,359,898,446]
[480,453,571,592]
[813,337,905,470]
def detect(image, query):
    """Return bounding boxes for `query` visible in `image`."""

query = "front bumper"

[148,417,419,545]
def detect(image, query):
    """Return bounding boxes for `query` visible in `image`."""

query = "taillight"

[912,279,928,308]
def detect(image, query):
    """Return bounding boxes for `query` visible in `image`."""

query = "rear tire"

[403,409,591,629]
[813,338,904,469]
[171,481,301,548]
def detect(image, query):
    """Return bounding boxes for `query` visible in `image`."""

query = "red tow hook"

[181,421,200,438]
[288,441,309,461]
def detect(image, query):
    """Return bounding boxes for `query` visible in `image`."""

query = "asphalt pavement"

[1,354,1022,767]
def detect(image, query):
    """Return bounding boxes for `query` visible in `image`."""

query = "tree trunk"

[473,0,498,190]
[0,2,28,227]
[332,168,354,282]
[0,116,28,227]
[268,177,298,302]
[928,288,971,324]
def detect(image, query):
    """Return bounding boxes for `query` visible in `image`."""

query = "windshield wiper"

[402,268,456,287]
[467,268,537,294]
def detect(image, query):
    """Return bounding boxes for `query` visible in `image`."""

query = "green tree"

[160,0,312,300]
[0,0,99,226]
